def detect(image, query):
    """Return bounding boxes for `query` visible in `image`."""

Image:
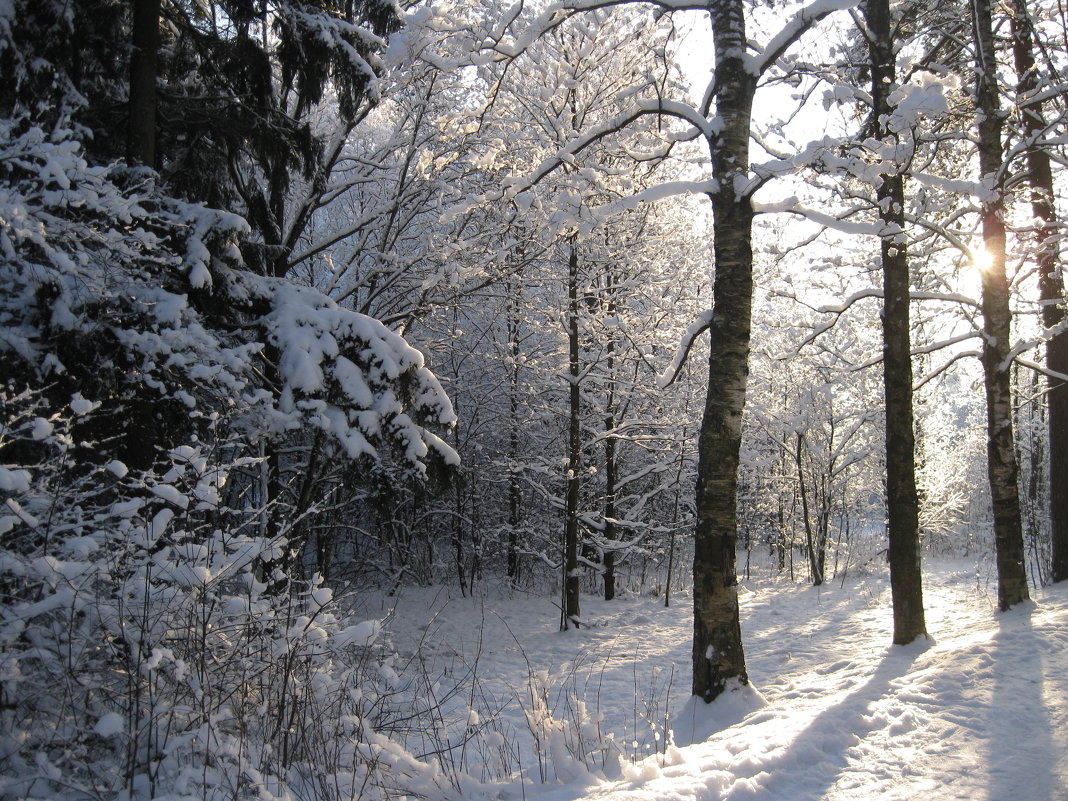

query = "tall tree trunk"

[603,271,618,601]
[692,0,755,702]
[1009,0,1068,584]
[973,0,1030,609]
[866,0,927,643]
[127,0,160,167]
[794,432,821,585]
[603,422,617,600]
[508,281,522,586]
[563,241,582,630]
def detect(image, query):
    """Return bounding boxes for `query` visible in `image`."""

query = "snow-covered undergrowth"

[375,561,1068,801]
[4,463,1065,801]
[0,395,453,801]
[0,121,459,801]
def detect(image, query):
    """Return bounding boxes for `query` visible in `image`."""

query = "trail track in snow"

[369,561,1068,801]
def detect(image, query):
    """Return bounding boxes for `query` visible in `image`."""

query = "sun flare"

[972,248,996,272]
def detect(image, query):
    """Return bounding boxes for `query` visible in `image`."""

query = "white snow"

[68,393,97,416]
[30,417,52,440]
[105,460,128,478]
[92,713,124,738]
[149,483,189,509]
[335,619,382,648]
[374,560,1068,801]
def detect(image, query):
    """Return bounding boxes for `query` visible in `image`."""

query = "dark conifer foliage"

[1,0,399,271]
[156,1,401,272]
[0,0,450,533]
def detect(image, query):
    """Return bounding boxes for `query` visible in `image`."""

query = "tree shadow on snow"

[984,607,1055,801]
[741,644,925,799]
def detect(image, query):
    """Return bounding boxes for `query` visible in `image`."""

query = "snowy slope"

[374,560,1067,801]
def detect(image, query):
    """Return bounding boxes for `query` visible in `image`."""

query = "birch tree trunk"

[692,0,755,702]
[973,0,1030,609]
[866,0,927,643]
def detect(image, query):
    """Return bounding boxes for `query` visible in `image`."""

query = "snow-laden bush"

[0,391,456,800]
[519,667,624,784]
[0,120,460,799]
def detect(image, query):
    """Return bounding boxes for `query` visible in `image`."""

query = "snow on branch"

[794,291,981,355]
[444,98,711,223]
[915,348,981,389]
[657,309,713,389]
[790,290,881,354]
[600,179,719,214]
[911,170,985,199]
[0,122,457,478]
[751,0,861,77]
[241,277,459,471]
[1012,356,1068,384]
[751,196,883,236]
[480,0,710,62]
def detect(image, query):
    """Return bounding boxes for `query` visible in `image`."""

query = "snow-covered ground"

[364,559,1068,801]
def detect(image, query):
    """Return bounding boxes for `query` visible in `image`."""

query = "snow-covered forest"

[1,0,1066,799]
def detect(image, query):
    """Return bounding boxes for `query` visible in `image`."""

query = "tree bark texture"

[973,0,1030,609]
[563,241,582,629]
[603,270,618,601]
[127,0,161,167]
[866,0,927,643]
[508,285,522,586]
[692,0,755,702]
[1009,0,1068,584]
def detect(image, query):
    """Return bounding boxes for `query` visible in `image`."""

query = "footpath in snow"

[369,560,1068,801]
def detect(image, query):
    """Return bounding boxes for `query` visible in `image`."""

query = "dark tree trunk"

[865,0,927,643]
[692,1,755,701]
[563,241,582,630]
[603,425,617,601]
[1009,0,1068,584]
[603,272,618,601]
[794,432,822,586]
[127,0,160,167]
[973,0,1030,609]
[687,0,849,701]
[508,284,522,586]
